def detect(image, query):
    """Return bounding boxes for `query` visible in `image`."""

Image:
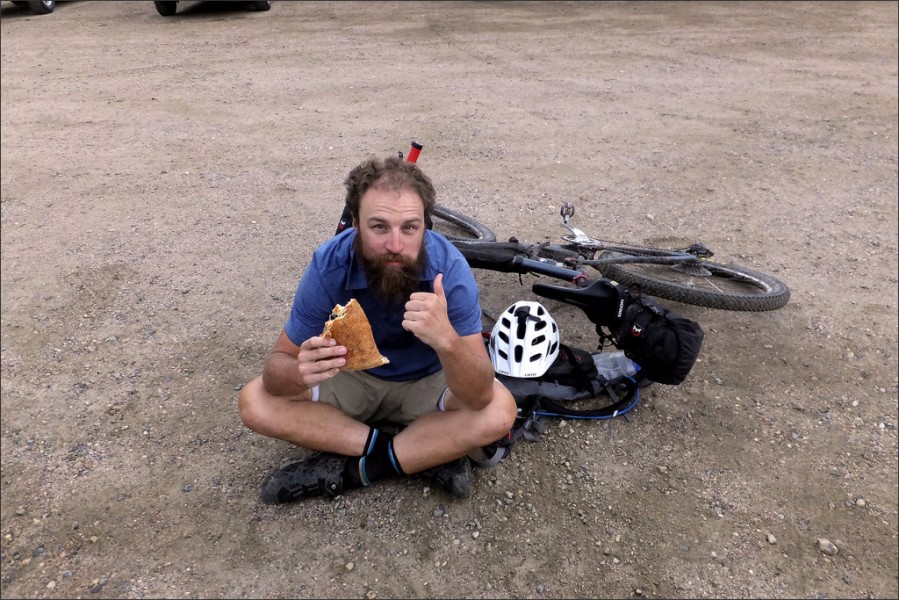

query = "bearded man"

[238,155,516,504]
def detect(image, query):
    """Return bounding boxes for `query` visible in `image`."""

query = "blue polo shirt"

[284,229,483,381]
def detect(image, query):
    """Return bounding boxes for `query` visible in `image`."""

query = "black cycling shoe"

[421,456,473,499]
[260,452,347,505]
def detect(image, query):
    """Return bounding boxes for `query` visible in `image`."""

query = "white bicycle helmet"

[489,301,560,378]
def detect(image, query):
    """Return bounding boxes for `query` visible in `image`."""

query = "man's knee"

[237,377,266,432]
[491,382,518,434]
[473,382,517,445]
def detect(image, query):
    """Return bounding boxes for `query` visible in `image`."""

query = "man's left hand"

[402,273,456,352]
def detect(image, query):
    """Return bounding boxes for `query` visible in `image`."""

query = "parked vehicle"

[153,1,272,16]
[9,1,56,14]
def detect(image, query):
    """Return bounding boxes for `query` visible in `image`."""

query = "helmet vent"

[514,310,529,338]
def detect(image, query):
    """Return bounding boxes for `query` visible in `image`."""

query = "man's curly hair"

[343,155,436,225]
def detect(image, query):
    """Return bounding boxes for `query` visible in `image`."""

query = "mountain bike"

[335,140,790,313]
[445,203,790,312]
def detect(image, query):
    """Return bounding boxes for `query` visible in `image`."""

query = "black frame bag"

[611,289,704,385]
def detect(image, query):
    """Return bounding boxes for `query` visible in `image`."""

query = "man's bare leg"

[238,376,369,456]
[391,380,516,473]
[239,376,515,502]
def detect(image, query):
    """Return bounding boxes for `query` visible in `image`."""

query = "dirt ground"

[1,1,897,598]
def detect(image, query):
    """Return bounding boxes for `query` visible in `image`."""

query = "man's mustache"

[373,253,416,268]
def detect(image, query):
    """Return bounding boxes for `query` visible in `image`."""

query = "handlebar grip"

[406,140,423,163]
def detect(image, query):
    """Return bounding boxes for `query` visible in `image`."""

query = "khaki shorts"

[313,369,448,425]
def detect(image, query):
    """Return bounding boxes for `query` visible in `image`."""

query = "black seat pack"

[610,289,704,385]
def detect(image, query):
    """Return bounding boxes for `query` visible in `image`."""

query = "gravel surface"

[1,1,897,598]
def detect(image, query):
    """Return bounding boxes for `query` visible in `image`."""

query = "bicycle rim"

[431,205,496,242]
[597,250,790,311]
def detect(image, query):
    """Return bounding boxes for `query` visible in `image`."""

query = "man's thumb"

[434,273,446,299]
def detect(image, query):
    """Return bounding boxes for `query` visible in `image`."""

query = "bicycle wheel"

[596,250,790,311]
[431,205,496,242]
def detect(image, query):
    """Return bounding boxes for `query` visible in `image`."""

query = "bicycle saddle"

[532,279,627,327]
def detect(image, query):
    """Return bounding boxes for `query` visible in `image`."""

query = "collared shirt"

[284,228,483,381]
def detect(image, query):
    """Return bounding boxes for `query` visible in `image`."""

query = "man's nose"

[385,229,403,254]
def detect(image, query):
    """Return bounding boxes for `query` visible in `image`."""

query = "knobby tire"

[595,250,790,312]
[432,205,496,242]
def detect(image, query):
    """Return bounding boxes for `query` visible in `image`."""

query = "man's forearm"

[261,352,308,397]
[436,337,495,410]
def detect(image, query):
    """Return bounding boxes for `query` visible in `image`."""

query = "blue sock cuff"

[358,456,371,486]
[387,440,405,476]
[364,428,379,455]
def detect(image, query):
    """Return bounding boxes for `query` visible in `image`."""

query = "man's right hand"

[297,336,347,387]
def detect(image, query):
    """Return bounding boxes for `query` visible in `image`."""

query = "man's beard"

[355,235,428,305]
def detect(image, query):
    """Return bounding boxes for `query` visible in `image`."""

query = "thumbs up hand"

[402,273,455,352]
[433,272,446,301]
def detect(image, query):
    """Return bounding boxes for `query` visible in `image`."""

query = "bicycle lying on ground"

[439,203,790,313]
[337,140,789,325]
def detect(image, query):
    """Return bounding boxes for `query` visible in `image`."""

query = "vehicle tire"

[252,1,272,10]
[26,0,54,14]
[597,250,790,311]
[431,205,496,242]
[154,1,178,16]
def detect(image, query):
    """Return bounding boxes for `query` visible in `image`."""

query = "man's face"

[353,182,427,304]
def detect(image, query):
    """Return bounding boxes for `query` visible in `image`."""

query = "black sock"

[363,438,405,482]
[343,428,404,488]
[363,426,391,457]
